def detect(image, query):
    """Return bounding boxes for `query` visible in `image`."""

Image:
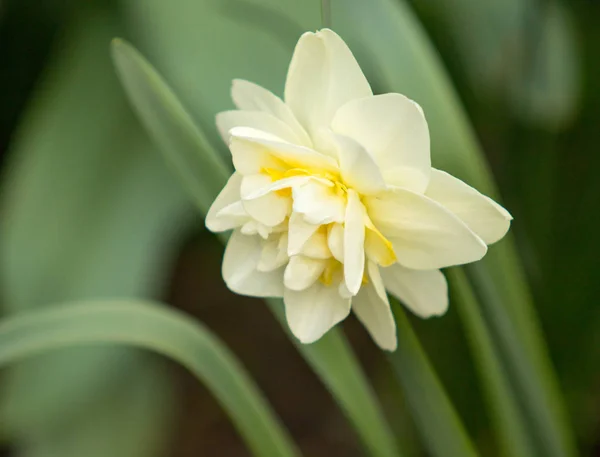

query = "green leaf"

[112,41,400,457]
[267,300,401,457]
[448,268,535,457]
[0,301,300,457]
[333,1,577,455]
[111,38,231,214]
[387,302,479,457]
[0,10,190,454]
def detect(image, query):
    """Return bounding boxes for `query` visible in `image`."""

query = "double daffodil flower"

[206,29,511,350]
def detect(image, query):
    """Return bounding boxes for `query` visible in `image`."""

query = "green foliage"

[0,301,299,457]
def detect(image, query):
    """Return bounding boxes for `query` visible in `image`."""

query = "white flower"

[206,29,512,351]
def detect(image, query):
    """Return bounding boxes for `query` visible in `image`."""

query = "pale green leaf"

[0,301,300,457]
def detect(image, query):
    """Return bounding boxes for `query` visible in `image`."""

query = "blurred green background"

[0,0,598,456]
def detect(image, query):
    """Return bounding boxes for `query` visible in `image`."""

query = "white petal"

[288,212,320,255]
[425,169,512,244]
[366,188,487,269]
[328,133,387,195]
[327,223,344,262]
[230,79,312,147]
[257,235,289,272]
[284,29,372,143]
[344,189,366,295]
[222,230,284,297]
[284,281,351,343]
[300,229,332,259]
[284,256,326,291]
[381,264,448,317]
[332,94,430,192]
[293,180,346,225]
[206,172,245,232]
[352,262,397,350]
[217,110,303,145]
[241,174,313,200]
[231,127,338,174]
[241,175,291,226]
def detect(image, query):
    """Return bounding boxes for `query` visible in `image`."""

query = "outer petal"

[366,188,487,269]
[425,169,512,244]
[230,79,312,147]
[331,93,430,192]
[222,230,284,297]
[329,133,387,195]
[381,264,448,317]
[217,110,303,145]
[344,189,366,295]
[352,261,397,350]
[206,172,245,232]
[284,256,326,291]
[284,29,372,143]
[284,281,351,343]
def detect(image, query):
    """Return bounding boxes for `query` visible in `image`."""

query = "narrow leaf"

[448,268,536,457]
[387,301,479,457]
[0,301,300,457]
[268,300,401,457]
[111,38,231,213]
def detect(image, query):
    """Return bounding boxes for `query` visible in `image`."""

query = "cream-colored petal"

[240,220,272,239]
[284,255,326,291]
[344,189,366,295]
[288,212,320,255]
[425,169,512,244]
[292,180,346,225]
[242,175,313,200]
[284,29,372,143]
[206,172,246,232]
[300,229,332,259]
[327,223,344,262]
[352,262,397,350]
[217,110,302,145]
[284,282,351,343]
[332,93,430,192]
[329,133,387,195]
[230,79,312,147]
[366,188,487,270]
[257,235,289,272]
[381,264,448,318]
[222,230,284,297]
[240,174,291,226]
[230,127,338,174]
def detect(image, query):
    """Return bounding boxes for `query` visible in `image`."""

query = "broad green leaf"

[112,41,400,457]
[111,38,230,214]
[0,301,300,457]
[387,302,479,457]
[448,268,535,457]
[0,9,190,456]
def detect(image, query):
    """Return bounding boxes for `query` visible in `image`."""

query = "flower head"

[206,29,511,351]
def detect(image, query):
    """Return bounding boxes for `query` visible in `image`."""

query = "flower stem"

[321,0,331,29]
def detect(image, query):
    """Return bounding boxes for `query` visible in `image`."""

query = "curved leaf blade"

[387,301,479,457]
[111,38,231,213]
[0,301,300,457]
